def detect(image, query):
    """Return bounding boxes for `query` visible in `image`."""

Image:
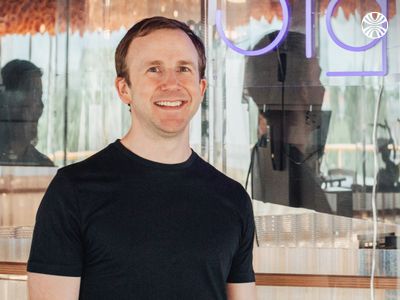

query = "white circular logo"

[361,12,388,39]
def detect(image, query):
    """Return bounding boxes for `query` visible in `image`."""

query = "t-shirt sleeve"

[226,191,256,283]
[27,170,83,277]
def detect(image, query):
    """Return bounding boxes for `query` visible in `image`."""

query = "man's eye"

[179,66,191,72]
[148,66,160,72]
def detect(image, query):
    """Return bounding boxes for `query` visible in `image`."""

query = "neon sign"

[216,0,388,77]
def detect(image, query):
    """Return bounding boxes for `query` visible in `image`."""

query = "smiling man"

[27,16,257,300]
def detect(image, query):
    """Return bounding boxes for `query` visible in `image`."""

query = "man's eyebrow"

[142,60,163,67]
[177,60,196,67]
[140,60,197,68]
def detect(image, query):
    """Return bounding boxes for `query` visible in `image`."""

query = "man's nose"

[161,69,180,90]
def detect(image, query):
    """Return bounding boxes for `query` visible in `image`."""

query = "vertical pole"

[63,0,70,166]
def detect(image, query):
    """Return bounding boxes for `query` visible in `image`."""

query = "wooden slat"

[0,262,27,276]
[255,273,399,289]
[0,188,46,194]
[0,262,399,289]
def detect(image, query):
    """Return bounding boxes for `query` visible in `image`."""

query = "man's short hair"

[115,16,206,86]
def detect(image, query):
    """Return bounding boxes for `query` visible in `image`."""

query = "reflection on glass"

[245,31,331,214]
[0,60,54,166]
[376,125,399,192]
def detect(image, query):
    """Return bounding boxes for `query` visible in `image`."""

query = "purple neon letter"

[306,0,315,58]
[326,0,382,52]
[216,0,290,56]
[325,0,388,76]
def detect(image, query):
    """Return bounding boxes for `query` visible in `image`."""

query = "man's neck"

[120,125,192,164]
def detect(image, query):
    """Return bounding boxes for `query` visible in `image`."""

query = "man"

[27,16,257,300]
[0,59,54,166]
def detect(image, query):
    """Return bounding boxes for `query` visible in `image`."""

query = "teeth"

[155,101,183,107]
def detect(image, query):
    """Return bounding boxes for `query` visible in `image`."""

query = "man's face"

[1,75,43,145]
[118,29,207,137]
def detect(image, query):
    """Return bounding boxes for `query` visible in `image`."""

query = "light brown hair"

[115,16,206,86]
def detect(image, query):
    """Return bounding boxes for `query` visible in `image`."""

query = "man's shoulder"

[195,155,249,200]
[57,142,117,178]
[195,155,233,181]
[25,145,55,166]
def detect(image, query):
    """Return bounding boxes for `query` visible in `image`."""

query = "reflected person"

[377,137,399,191]
[0,59,53,166]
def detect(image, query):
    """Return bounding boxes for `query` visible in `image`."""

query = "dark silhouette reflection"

[376,122,399,191]
[0,59,54,166]
[245,31,332,214]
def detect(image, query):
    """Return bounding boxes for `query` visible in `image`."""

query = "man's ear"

[199,78,207,101]
[115,77,132,105]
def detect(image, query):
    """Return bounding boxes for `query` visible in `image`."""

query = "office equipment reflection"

[244,31,332,214]
[0,60,54,166]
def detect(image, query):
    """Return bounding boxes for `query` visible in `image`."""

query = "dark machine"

[244,31,332,213]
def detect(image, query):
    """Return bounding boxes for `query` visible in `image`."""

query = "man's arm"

[226,282,257,300]
[28,272,81,300]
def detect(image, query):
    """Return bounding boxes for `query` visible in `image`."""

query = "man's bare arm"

[226,282,257,300]
[28,272,81,300]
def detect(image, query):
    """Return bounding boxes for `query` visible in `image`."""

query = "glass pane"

[213,0,400,298]
[216,0,400,218]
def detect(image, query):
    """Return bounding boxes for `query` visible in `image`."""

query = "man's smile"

[154,100,188,109]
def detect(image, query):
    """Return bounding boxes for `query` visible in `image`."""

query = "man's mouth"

[154,100,187,109]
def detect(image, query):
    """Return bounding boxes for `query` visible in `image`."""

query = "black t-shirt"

[28,139,256,299]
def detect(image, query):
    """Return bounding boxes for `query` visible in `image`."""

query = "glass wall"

[0,0,399,299]
[214,0,400,298]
